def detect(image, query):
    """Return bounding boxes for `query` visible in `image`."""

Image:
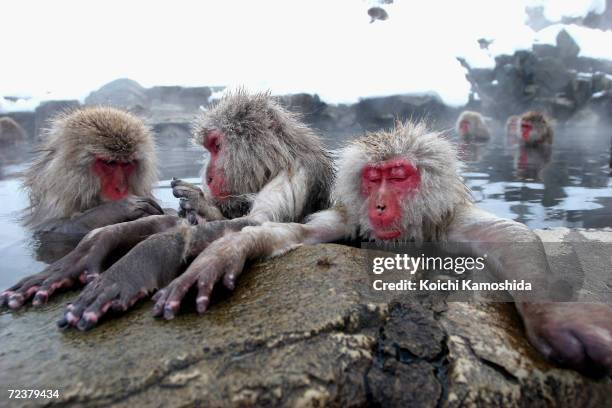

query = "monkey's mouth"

[374,229,402,240]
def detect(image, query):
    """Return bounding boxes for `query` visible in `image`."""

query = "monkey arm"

[38,196,164,236]
[447,205,612,374]
[48,168,331,326]
[55,215,275,329]
[248,170,308,223]
[0,215,180,309]
[152,208,352,319]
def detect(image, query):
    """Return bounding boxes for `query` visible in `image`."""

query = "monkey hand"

[0,227,116,309]
[171,178,225,223]
[152,233,248,319]
[56,273,150,331]
[98,196,164,223]
[520,302,612,375]
[57,230,186,330]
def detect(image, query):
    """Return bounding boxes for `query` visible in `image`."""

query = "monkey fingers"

[522,303,612,375]
[0,271,50,309]
[124,197,165,219]
[0,238,106,310]
[57,278,149,331]
[59,230,188,330]
[171,178,204,202]
[2,216,180,310]
[153,235,248,319]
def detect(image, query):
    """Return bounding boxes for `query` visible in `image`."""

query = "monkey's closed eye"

[389,167,409,180]
[364,168,382,182]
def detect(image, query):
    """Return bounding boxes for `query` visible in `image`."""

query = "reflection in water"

[0,127,611,286]
[460,125,612,229]
[513,145,552,182]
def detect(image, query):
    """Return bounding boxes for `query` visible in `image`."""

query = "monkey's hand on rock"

[0,228,116,310]
[152,233,248,319]
[171,178,225,223]
[520,302,612,375]
[0,215,180,310]
[58,230,187,330]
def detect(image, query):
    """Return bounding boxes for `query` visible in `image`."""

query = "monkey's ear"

[394,119,403,130]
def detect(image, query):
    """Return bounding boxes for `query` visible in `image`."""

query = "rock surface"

[459,29,612,124]
[1,229,611,407]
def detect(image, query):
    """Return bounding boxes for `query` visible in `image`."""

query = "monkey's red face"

[521,122,533,141]
[204,130,231,200]
[459,120,470,135]
[92,157,136,201]
[361,159,420,240]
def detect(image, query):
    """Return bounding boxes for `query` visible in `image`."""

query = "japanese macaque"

[0,90,333,311]
[22,107,162,235]
[0,116,27,145]
[172,89,333,224]
[517,111,553,147]
[455,111,490,141]
[147,120,609,374]
[505,115,520,139]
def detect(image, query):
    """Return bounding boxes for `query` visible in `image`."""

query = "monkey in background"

[141,120,609,375]
[505,114,520,140]
[0,116,27,145]
[456,110,490,141]
[1,90,334,311]
[517,111,553,147]
[22,107,163,236]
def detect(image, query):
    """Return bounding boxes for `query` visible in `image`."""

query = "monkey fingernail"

[0,291,12,307]
[32,291,48,306]
[196,296,209,314]
[65,311,80,326]
[8,294,24,309]
[163,301,180,320]
[152,303,163,317]
[77,318,96,332]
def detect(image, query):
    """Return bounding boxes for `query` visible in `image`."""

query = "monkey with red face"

[517,111,553,147]
[171,90,332,224]
[22,107,162,235]
[1,90,333,314]
[456,110,490,141]
[0,107,163,309]
[156,120,611,375]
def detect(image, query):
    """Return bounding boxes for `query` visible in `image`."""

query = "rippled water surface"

[0,126,611,287]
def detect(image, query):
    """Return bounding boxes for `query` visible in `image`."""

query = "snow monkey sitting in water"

[455,110,490,141]
[151,120,609,375]
[22,106,163,236]
[517,111,554,147]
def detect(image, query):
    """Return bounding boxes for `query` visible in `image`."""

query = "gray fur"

[456,111,490,140]
[193,89,334,219]
[334,120,472,243]
[22,106,158,229]
[0,117,27,145]
[519,111,554,146]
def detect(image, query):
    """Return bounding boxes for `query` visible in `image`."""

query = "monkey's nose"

[376,204,386,212]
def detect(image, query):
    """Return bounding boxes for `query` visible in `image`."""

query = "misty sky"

[1,0,610,109]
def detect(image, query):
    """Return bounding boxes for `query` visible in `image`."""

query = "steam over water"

[0,126,611,288]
